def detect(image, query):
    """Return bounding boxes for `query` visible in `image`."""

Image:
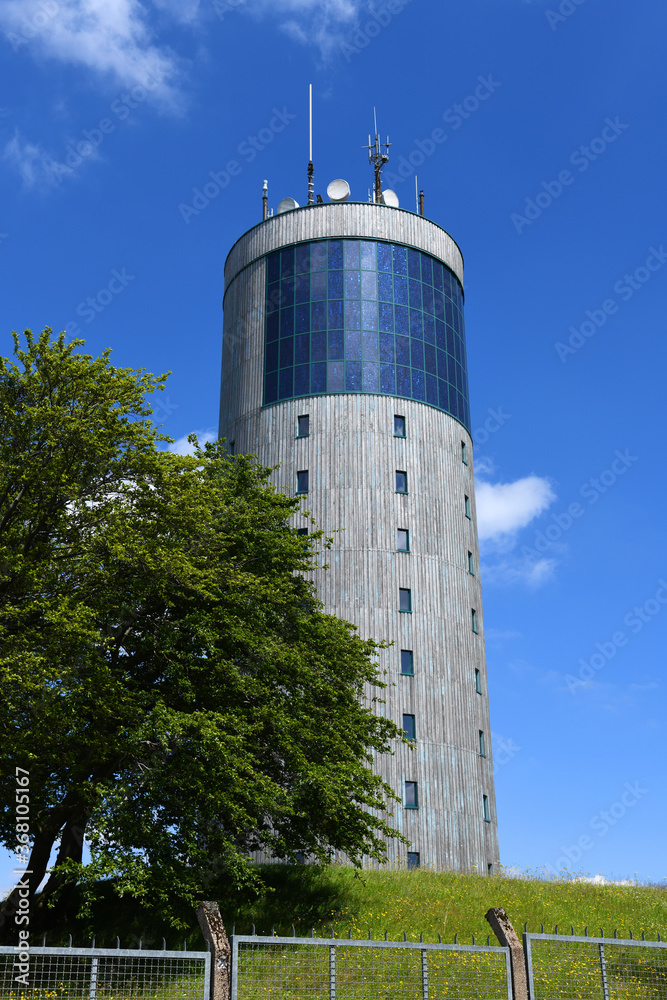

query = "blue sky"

[2,0,666,892]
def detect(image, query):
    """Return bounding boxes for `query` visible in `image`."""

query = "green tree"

[0,329,403,936]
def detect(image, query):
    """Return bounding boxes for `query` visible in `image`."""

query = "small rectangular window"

[464,495,471,519]
[396,470,408,493]
[394,415,406,437]
[483,794,491,823]
[468,551,474,575]
[399,588,412,613]
[397,529,410,552]
[462,441,468,465]
[297,470,309,494]
[475,668,482,694]
[297,414,309,437]
[488,863,493,876]
[407,851,420,869]
[471,609,478,634]
[229,440,235,455]
[405,781,418,809]
[400,650,414,675]
[402,714,416,742]
[479,730,486,757]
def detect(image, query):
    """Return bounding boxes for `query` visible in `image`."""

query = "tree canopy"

[0,329,403,936]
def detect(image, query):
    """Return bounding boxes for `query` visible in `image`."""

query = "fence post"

[197,901,232,1000]
[599,944,610,1000]
[485,908,529,1000]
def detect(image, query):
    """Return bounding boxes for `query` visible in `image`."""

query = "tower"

[218,142,499,873]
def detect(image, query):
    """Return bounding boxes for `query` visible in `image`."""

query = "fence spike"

[252,924,256,937]
[42,934,46,946]
[293,926,296,938]
[614,929,617,939]
[91,936,96,949]
[584,927,588,937]
[138,936,142,950]
[232,924,236,936]
[419,932,423,943]
[658,933,662,942]
[368,930,371,941]
[571,926,574,936]
[554,925,558,935]
[271,925,275,937]
[642,931,645,941]
[540,924,544,934]
[183,939,187,952]
[523,922,527,933]
[472,934,475,946]
[454,933,457,944]
[116,938,120,950]
[438,934,441,944]
[403,932,407,942]
[348,930,351,940]
[384,931,387,941]
[487,936,490,946]
[312,928,315,939]
[629,930,633,940]
[69,934,72,948]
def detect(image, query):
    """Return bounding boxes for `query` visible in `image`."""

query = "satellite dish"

[327,179,351,203]
[382,189,399,208]
[277,197,299,213]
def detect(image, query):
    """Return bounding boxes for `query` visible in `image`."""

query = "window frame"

[297,414,310,438]
[464,494,471,519]
[397,528,410,552]
[402,714,416,742]
[483,794,491,823]
[405,781,419,809]
[471,608,479,634]
[407,851,420,869]
[399,588,412,613]
[461,441,468,465]
[395,470,408,494]
[296,470,309,494]
[400,649,414,676]
[479,730,486,758]
[394,415,406,438]
[468,550,474,575]
[475,668,482,694]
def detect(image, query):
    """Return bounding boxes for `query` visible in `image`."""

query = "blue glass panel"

[295,302,310,333]
[446,326,455,356]
[396,335,410,366]
[278,367,293,399]
[360,241,376,269]
[421,256,433,286]
[265,371,278,403]
[423,315,435,343]
[435,320,446,350]
[328,270,343,299]
[378,272,393,302]
[433,261,443,292]
[452,391,461,421]
[295,273,310,303]
[362,362,378,391]
[408,279,422,309]
[395,305,408,336]
[295,243,310,274]
[377,243,392,271]
[295,334,310,364]
[455,362,462,393]
[311,242,327,270]
[407,249,421,277]
[267,281,280,312]
[312,301,327,331]
[345,271,360,299]
[344,240,359,268]
[279,337,294,368]
[267,251,280,283]
[445,300,453,328]
[437,349,448,378]
[422,285,434,315]
[380,364,395,393]
[411,339,424,370]
[281,247,295,277]
[438,379,449,411]
[361,270,377,299]
[396,365,410,396]
[393,245,407,275]
[311,331,326,362]
[346,361,362,391]
[411,368,425,401]
[393,276,407,305]
[424,343,437,374]
[345,330,361,360]
[433,290,444,320]
[295,364,309,396]
[426,373,438,405]
[328,300,343,328]
[328,330,344,359]
[311,271,327,300]
[266,341,279,372]
[311,361,326,393]
[362,300,377,330]
[379,333,395,363]
[447,353,456,384]
[362,330,378,360]
[281,277,294,307]
[345,301,361,330]
[267,312,280,341]
[442,270,452,299]
[409,311,423,338]
[379,302,394,332]
[280,307,294,337]
[454,335,461,365]
[328,240,343,268]
[328,360,344,391]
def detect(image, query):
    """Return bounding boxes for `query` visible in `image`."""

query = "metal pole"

[419,190,425,216]
[329,945,336,1000]
[307,84,314,205]
[88,956,98,1000]
[262,180,268,220]
[599,944,610,1000]
[421,949,428,1000]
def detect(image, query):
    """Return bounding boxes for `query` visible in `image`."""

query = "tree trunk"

[0,819,61,942]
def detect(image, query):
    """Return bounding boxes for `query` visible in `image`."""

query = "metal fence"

[0,944,211,1000]
[231,932,513,1000]
[524,932,667,1000]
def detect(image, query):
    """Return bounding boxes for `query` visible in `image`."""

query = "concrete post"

[197,901,231,1000]
[485,907,529,1000]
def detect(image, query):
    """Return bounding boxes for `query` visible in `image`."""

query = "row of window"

[399,587,479,631]
[402,653,483,696]
[403,783,491,822]
[401,715,486,757]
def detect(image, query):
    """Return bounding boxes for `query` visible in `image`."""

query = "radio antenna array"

[364,108,390,203]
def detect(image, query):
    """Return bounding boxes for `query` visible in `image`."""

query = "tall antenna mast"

[307,84,314,205]
[363,108,390,203]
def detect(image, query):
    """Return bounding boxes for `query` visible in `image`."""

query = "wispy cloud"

[227,0,362,57]
[168,429,217,456]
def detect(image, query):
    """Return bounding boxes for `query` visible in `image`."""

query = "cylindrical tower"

[219,201,499,872]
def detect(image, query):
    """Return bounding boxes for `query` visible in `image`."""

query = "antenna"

[363,110,390,204]
[307,84,314,205]
[415,175,418,213]
[262,179,268,221]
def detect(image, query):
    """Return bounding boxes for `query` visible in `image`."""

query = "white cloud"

[4,127,102,188]
[476,476,556,542]
[168,429,217,456]
[228,0,362,57]
[481,555,557,588]
[0,0,182,110]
